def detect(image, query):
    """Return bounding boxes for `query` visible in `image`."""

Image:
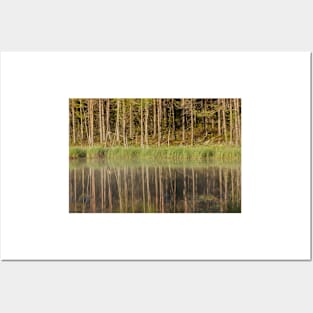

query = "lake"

[69,160,241,213]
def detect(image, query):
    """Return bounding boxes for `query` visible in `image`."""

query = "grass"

[70,145,241,161]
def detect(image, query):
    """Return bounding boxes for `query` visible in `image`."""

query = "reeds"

[69,145,240,161]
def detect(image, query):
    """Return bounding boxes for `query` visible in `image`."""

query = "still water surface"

[69,160,241,213]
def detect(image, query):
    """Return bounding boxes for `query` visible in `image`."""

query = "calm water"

[69,160,241,213]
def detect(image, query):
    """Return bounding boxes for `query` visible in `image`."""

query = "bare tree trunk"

[71,99,76,144]
[229,99,233,144]
[234,99,238,144]
[106,99,110,145]
[237,99,241,144]
[79,100,84,144]
[204,99,208,137]
[217,100,221,143]
[182,98,185,144]
[153,99,156,139]
[158,99,161,146]
[115,99,120,145]
[145,100,149,146]
[171,99,175,141]
[140,99,144,147]
[122,99,126,146]
[88,99,94,146]
[129,100,133,140]
[190,99,194,145]
[222,99,227,144]
[98,99,103,144]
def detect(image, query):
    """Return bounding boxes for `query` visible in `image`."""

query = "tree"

[69,98,241,147]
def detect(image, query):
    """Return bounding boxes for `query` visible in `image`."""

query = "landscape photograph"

[69,98,241,213]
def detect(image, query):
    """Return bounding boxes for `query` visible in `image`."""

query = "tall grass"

[70,145,240,161]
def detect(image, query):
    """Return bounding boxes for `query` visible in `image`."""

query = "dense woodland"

[69,98,241,147]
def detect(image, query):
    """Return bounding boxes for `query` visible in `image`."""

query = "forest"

[69,98,241,160]
[69,98,241,213]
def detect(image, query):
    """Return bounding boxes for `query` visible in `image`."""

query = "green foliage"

[69,145,241,161]
[69,147,86,159]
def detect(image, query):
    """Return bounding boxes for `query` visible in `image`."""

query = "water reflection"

[69,160,241,213]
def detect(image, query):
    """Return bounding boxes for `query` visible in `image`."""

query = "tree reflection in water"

[69,160,241,213]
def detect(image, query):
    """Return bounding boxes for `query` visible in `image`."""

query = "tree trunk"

[190,99,194,145]
[140,99,144,147]
[145,100,149,146]
[182,98,185,144]
[237,99,241,144]
[79,100,84,144]
[71,99,76,144]
[98,99,103,144]
[222,99,227,143]
[115,99,120,145]
[153,99,157,138]
[229,99,233,144]
[171,99,175,141]
[88,99,94,146]
[217,100,221,143]
[129,100,133,140]
[122,99,126,146]
[158,99,161,146]
[106,99,110,145]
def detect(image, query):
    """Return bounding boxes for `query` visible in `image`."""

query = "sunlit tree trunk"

[153,99,157,139]
[71,99,76,144]
[182,98,185,144]
[129,100,133,140]
[79,100,84,144]
[171,99,175,141]
[217,100,221,143]
[106,99,110,145]
[222,99,227,143]
[229,99,233,144]
[190,99,194,146]
[98,98,103,144]
[158,99,162,146]
[145,100,149,146]
[88,99,94,146]
[236,99,241,144]
[115,99,120,145]
[140,99,144,147]
[122,99,126,146]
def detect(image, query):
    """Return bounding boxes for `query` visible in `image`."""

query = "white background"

[1,52,310,260]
